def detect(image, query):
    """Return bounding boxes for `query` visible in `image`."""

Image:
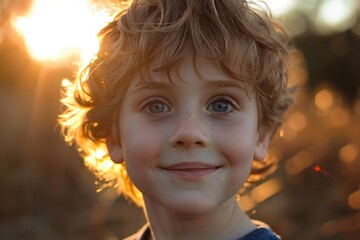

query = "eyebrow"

[129,79,246,95]
[206,80,246,89]
[129,81,173,95]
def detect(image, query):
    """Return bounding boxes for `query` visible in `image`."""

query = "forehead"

[132,56,246,89]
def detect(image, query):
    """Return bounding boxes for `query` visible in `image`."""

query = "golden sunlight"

[239,178,283,212]
[285,150,314,176]
[250,178,283,204]
[13,0,112,63]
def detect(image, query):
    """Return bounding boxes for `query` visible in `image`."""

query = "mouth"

[160,162,221,180]
[161,162,221,170]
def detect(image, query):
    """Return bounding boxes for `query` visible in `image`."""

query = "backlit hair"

[59,0,294,206]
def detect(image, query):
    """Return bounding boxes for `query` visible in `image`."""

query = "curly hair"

[59,0,294,206]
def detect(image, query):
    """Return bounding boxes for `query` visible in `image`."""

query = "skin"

[107,56,272,240]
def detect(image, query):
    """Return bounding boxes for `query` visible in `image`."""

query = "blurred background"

[0,0,359,239]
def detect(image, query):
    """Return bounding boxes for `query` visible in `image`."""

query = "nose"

[169,111,209,148]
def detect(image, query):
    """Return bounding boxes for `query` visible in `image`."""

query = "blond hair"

[59,0,294,206]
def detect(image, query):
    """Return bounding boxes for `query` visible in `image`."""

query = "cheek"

[120,124,160,189]
[122,126,158,162]
[217,121,258,167]
[120,117,164,173]
[219,127,256,190]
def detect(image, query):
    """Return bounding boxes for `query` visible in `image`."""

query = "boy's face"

[108,56,271,214]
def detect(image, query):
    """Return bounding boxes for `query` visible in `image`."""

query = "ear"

[254,126,273,161]
[105,136,124,163]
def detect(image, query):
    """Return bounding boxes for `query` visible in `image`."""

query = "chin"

[163,196,220,216]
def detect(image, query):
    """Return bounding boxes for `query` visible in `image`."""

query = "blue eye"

[207,98,235,113]
[144,98,170,113]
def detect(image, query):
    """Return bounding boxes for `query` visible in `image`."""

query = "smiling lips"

[161,163,221,180]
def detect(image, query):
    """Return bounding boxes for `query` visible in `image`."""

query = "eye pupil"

[149,102,165,113]
[213,102,229,112]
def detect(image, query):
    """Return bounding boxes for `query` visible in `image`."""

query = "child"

[59,0,294,239]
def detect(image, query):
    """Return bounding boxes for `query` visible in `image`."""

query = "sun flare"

[13,0,112,63]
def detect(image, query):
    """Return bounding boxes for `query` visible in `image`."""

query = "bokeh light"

[348,188,360,210]
[339,143,359,164]
[262,0,297,16]
[315,89,334,110]
[316,0,358,33]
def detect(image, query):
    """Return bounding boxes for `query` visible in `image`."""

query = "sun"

[13,0,113,63]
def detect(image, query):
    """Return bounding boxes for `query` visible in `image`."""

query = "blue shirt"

[238,227,281,240]
[124,222,281,240]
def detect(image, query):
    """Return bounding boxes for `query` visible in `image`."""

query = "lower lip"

[162,168,219,181]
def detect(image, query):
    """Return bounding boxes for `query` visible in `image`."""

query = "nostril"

[170,127,209,148]
[174,140,204,148]
[195,141,204,146]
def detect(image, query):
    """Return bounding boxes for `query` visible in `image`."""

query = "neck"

[143,196,256,240]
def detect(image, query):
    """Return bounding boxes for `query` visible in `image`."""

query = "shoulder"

[238,220,281,240]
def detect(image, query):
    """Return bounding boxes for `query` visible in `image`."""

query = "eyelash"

[140,95,238,115]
